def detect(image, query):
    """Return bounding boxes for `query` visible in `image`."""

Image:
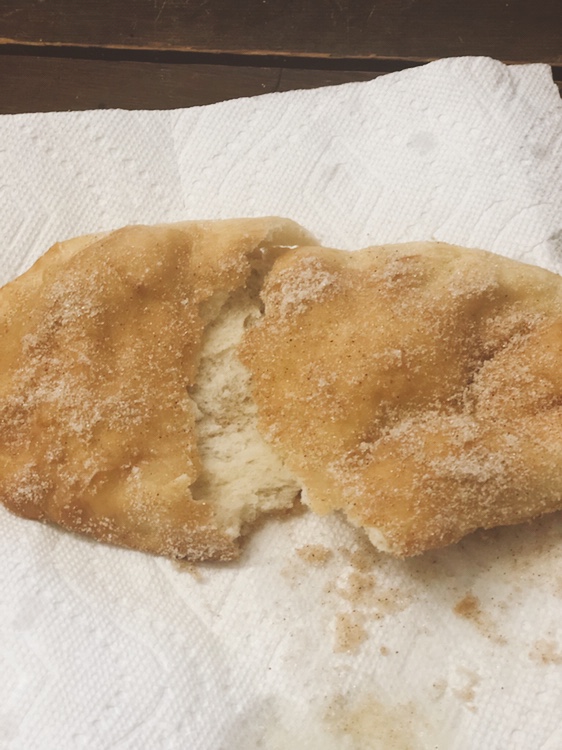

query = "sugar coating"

[5,226,562,562]
[241,242,562,556]
[0,217,313,560]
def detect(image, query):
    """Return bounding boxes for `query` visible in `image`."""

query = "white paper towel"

[1,57,562,750]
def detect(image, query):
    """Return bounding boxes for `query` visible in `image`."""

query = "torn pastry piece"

[0,217,315,560]
[240,242,562,556]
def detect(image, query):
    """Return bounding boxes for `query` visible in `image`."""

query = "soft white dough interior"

[189,282,300,537]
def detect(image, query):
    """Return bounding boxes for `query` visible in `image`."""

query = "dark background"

[0,0,560,113]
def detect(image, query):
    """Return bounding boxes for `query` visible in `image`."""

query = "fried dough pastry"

[0,218,314,559]
[241,242,562,556]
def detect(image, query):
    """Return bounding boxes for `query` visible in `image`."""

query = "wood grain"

[0,52,389,114]
[0,0,560,65]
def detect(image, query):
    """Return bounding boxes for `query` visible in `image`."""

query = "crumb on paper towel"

[329,552,413,653]
[325,693,431,750]
[334,569,411,619]
[335,570,376,604]
[453,592,481,620]
[296,544,333,566]
[250,691,441,750]
[339,537,381,573]
[452,592,507,645]
[452,667,481,713]
[529,639,562,665]
[287,533,418,653]
[333,611,368,653]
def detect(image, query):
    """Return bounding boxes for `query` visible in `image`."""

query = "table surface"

[0,0,560,114]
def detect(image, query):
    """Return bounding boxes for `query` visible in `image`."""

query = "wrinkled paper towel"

[1,57,562,750]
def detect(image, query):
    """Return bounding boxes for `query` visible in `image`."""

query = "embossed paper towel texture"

[1,57,562,750]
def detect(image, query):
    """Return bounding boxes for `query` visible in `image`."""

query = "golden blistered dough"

[0,218,314,560]
[241,242,562,556]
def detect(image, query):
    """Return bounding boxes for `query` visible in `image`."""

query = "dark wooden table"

[0,0,560,114]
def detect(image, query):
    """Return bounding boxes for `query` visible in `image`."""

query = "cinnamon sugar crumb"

[338,534,382,573]
[295,544,333,566]
[453,592,481,620]
[453,668,481,711]
[529,639,562,665]
[333,612,367,653]
[336,570,376,604]
[453,592,507,645]
[325,693,431,747]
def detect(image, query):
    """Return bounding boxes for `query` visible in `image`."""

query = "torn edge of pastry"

[0,217,315,560]
[187,241,301,542]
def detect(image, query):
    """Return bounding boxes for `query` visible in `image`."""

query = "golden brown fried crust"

[241,242,562,556]
[0,217,314,559]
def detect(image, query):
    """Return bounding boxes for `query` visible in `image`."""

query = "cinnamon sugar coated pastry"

[0,218,315,559]
[240,242,562,556]
[3,220,562,560]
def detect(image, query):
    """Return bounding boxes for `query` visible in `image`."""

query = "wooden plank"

[0,0,560,65]
[0,54,277,113]
[0,53,388,114]
[278,67,387,92]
